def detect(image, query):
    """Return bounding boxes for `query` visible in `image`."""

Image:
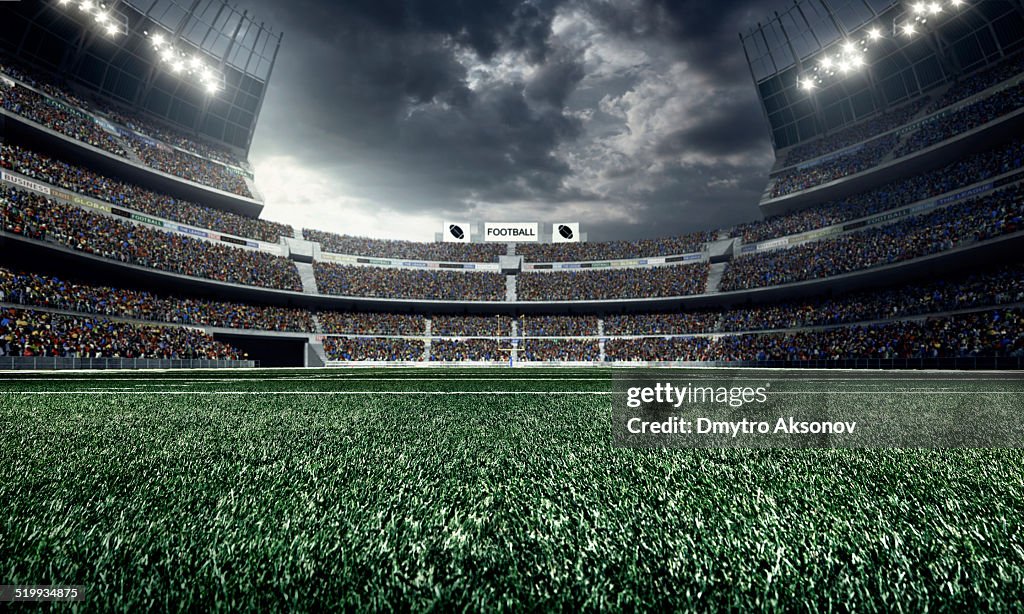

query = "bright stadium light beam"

[820,56,832,69]
[903,23,917,36]
[868,27,882,40]
[928,2,941,13]
[843,41,857,54]
[151,32,165,46]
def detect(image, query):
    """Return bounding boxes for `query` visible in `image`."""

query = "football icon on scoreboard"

[444,221,470,243]
[552,222,580,243]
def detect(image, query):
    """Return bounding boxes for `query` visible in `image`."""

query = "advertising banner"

[484,222,538,242]
[551,222,580,243]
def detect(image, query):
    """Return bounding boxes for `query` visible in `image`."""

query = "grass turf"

[1,368,1023,611]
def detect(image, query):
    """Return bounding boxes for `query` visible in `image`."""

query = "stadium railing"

[0,357,257,370]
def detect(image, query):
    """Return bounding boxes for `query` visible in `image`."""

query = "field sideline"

[2,368,1023,610]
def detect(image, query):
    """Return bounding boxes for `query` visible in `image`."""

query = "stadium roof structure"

[0,0,282,153]
[741,0,1024,149]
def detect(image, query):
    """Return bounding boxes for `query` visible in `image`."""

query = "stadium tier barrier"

[0,357,256,370]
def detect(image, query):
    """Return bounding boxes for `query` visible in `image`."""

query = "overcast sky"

[244,0,776,242]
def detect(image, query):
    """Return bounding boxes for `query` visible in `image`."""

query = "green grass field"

[1,368,1023,611]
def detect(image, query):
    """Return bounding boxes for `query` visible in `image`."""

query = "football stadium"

[1,0,1023,609]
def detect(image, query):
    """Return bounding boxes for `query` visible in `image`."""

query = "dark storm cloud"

[586,0,760,77]
[655,93,768,157]
[245,0,778,239]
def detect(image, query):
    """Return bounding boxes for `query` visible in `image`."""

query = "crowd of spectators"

[99,106,245,168]
[605,337,716,362]
[0,266,313,332]
[517,231,714,262]
[304,228,505,262]
[605,309,1024,362]
[318,312,424,335]
[1,186,303,291]
[521,339,600,361]
[710,309,1024,362]
[720,184,1024,291]
[0,83,127,158]
[518,263,709,301]
[768,134,899,199]
[123,133,253,197]
[314,263,506,301]
[323,337,423,361]
[0,144,290,242]
[893,84,1024,159]
[431,315,511,336]
[732,137,1024,244]
[604,311,721,335]
[781,98,930,167]
[924,52,1024,114]
[430,339,504,361]
[0,55,250,176]
[520,315,599,336]
[718,263,1024,332]
[0,307,243,360]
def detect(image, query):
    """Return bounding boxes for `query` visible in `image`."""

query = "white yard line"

[6,390,1022,395]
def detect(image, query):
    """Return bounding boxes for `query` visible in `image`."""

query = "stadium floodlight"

[148,28,225,96]
[902,23,917,36]
[912,2,926,13]
[54,0,125,37]
[868,27,882,40]
[950,0,964,6]
[819,56,832,69]
[928,2,942,13]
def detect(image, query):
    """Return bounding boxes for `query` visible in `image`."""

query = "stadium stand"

[520,315,599,336]
[0,267,313,332]
[430,339,503,361]
[1,144,291,242]
[732,137,1024,244]
[1,56,253,196]
[304,228,505,262]
[0,307,243,359]
[519,263,710,301]
[768,134,898,198]
[317,312,425,335]
[768,83,1024,199]
[521,339,600,361]
[604,312,721,335]
[605,309,1024,362]
[720,184,1024,291]
[431,315,512,336]
[892,84,1024,159]
[313,262,505,300]
[516,231,714,262]
[322,337,423,361]
[0,82,128,157]
[1,186,303,291]
[780,97,930,167]
[922,52,1024,115]
[97,105,247,168]
[605,336,716,362]
[121,132,252,197]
